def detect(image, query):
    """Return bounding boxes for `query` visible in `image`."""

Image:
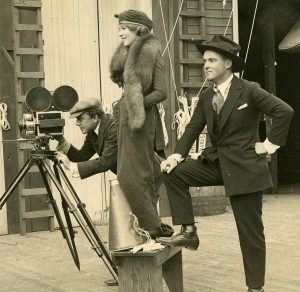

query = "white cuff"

[168,153,184,163]
[70,163,80,178]
[263,138,280,154]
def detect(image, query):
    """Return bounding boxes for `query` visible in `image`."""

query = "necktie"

[212,88,224,114]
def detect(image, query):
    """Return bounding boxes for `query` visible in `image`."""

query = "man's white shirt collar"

[93,121,100,135]
[214,74,234,101]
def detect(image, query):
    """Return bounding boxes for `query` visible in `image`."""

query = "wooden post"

[261,8,278,193]
[0,0,21,234]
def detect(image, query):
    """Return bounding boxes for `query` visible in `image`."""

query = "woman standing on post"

[110,9,170,238]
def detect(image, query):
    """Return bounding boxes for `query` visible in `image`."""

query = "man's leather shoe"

[247,288,264,292]
[156,225,200,250]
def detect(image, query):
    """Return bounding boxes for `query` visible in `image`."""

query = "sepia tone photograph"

[0,0,299,291]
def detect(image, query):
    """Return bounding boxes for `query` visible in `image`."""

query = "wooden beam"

[22,210,53,219]
[13,0,42,8]
[179,34,210,41]
[180,11,205,17]
[1,47,14,68]
[21,188,48,196]
[15,24,42,31]
[16,48,43,55]
[180,58,204,64]
[262,9,278,193]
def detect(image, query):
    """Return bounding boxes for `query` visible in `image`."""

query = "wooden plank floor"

[0,193,299,292]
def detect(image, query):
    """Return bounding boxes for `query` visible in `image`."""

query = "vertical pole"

[261,6,278,193]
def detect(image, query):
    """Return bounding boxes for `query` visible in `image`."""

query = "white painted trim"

[232,0,239,44]
[0,128,8,235]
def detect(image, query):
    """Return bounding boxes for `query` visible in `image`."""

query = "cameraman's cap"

[69,98,103,118]
[114,9,153,30]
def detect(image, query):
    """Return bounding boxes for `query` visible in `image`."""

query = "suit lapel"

[97,114,108,151]
[220,76,242,131]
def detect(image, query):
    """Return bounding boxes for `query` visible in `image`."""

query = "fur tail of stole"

[124,79,145,130]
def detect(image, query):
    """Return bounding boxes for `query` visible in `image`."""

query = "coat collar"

[98,113,109,150]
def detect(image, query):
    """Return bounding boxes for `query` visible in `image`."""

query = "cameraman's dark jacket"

[67,113,117,178]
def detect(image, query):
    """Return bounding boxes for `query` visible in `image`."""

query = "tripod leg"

[55,162,118,280]
[52,161,80,264]
[36,160,80,270]
[0,158,35,209]
[55,163,113,258]
[42,160,118,281]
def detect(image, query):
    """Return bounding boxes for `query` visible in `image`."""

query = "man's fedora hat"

[70,98,103,118]
[196,35,245,72]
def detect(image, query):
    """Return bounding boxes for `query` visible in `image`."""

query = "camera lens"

[18,114,35,135]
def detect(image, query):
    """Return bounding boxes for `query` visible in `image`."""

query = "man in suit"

[55,98,119,286]
[157,35,294,292]
[55,98,117,177]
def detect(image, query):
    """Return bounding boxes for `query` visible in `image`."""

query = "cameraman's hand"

[53,135,65,143]
[55,152,71,170]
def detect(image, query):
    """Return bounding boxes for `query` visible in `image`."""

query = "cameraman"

[55,98,117,177]
[55,98,170,229]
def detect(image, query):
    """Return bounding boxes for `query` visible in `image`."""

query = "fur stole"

[110,33,161,130]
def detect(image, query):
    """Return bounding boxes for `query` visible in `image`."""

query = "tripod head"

[29,135,58,160]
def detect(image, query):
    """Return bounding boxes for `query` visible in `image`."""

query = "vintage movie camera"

[19,86,78,138]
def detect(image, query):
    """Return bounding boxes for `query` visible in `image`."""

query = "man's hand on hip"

[255,142,267,155]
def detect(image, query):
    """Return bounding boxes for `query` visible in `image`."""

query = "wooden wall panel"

[41,0,152,225]
[42,0,107,225]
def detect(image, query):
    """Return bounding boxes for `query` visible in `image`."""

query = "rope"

[159,103,169,146]
[224,9,233,36]
[159,0,255,140]
[161,0,184,57]
[0,103,11,130]
[159,0,179,104]
[130,212,151,243]
[241,0,259,78]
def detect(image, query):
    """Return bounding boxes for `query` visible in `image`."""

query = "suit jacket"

[175,76,294,196]
[67,113,117,179]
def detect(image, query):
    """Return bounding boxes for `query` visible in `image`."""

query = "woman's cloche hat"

[114,9,153,30]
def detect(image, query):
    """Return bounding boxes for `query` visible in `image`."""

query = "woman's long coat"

[110,33,167,230]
